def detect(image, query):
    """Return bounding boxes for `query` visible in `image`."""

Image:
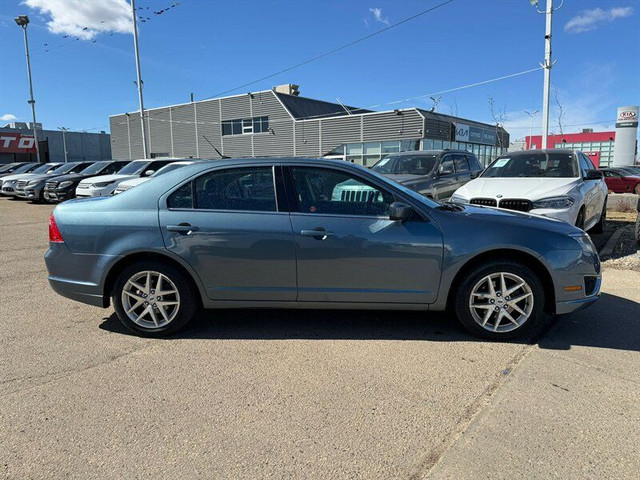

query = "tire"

[575,207,585,230]
[454,260,545,341]
[634,184,640,195]
[588,201,607,234]
[112,261,198,337]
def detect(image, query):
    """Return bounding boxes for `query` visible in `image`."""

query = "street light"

[58,127,69,163]
[530,0,563,149]
[130,0,149,158]
[14,14,41,163]
[524,110,539,149]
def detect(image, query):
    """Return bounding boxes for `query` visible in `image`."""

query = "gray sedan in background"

[45,158,601,340]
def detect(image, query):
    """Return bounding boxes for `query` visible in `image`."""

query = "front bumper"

[554,275,601,315]
[44,188,75,202]
[19,185,44,200]
[1,184,18,196]
[530,206,578,225]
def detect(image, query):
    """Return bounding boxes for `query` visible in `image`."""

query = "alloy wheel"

[468,272,534,333]
[121,270,180,329]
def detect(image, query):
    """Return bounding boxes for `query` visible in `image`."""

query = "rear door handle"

[301,228,334,240]
[167,223,199,234]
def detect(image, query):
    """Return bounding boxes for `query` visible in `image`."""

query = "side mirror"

[144,170,155,176]
[439,166,454,176]
[470,171,480,179]
[389,202,414,222]
[584,169,603,180]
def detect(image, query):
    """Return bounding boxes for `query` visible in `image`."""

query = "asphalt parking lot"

[1,197,639,479]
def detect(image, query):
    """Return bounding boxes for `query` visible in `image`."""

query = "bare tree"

[488,95,507,148]
[554,87,565,136]
[448,97,459,117]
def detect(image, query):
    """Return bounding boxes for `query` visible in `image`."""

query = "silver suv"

[370,150,483,200]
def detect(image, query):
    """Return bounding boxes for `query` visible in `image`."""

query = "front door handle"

[167,223,199,235]
[300,228,334,240]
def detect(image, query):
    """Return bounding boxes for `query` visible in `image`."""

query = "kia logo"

[619,111,638,120]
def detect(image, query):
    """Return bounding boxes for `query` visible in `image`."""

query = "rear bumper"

[48,275,105,307]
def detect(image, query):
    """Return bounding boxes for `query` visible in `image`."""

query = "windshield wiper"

[437,203,465,212]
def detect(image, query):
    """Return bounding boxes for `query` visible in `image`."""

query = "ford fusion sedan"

[112,160,204,195]
[370,150,483,200]
[17,162,94,202]
[46,158,601,341]
[1,163,63,197]
[44,160,130,202]
[451,149,607,232]
[76,158,180,197]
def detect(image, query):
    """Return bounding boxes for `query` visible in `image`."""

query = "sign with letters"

[0,133,37,153]
[455,123,497,145]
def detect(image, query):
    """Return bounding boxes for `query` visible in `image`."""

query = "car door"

[577,153,602,225]
[159,165,297,302]
[285,164,443,304]
[602,170,623,192]
[431,154,458,200]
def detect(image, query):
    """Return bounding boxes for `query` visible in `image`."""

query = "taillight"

[49,213,64,243]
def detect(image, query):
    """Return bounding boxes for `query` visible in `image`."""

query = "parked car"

[112,160,205,195]
[369,150,483,200]
[76,158,183,197]
[0,163,39,186]
[1,163,63,197]
[0,162,30,177]
[451,149,607,232]
[619,166,640,176]
[46,158,601,341]
[637,197,640,247]
[599,167,640,194]
[44,160,130,203]
[16,162,94,202]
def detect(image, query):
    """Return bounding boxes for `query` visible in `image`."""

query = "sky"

[1,0,639,141]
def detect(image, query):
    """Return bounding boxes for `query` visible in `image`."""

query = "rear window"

[117,161,149,175]
[371,154,437,175]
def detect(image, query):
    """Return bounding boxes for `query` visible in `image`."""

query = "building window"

[221,116,269,136]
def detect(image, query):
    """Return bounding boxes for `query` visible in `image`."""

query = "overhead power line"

[204,0,456,99]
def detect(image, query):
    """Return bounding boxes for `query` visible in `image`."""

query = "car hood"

[455,177,580,200]
[80,174,138,184]
[48,173,85,183]
[17,173,56,183]
[382,173,429,184]
[117,177,151,189]
[1,173,40,182]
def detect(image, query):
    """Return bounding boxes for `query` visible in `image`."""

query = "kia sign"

[615,105,639,128]
[455,123,497,145]
[0,133,37,153]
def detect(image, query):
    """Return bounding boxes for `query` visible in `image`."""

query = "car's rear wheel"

[112,261,198,337]
[454,261,545,340]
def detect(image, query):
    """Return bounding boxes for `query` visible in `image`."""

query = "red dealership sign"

[0,133,37,153]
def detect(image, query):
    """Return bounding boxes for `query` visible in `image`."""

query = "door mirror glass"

[439,157,454,176]
[584,169,603,180]
[389,202,414,221]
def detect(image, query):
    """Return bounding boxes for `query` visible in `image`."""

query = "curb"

[599,225,633,257]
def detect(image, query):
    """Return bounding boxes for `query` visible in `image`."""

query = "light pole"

[130,0,148,158]
[530,0,562,149]
[14,15,41,163]
[525,110,539,149]
[58,127,69,162]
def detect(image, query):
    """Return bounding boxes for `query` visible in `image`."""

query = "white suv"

[451,149,608,232]
[76,159,179,197]
[112,160,203,194]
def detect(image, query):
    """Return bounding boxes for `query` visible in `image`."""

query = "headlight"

[532,196,574,209]
[449,194,469,204]
[59,181,74,188]
[569,232,598,255]
[27,180,41,186]
[92,180,116,188]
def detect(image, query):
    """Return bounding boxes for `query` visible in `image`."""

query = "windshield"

[0,163,19,173]
[80,161,111,175]
[30,163,59,174]
[619,168,640,176]
[151,163,188,177]
[482,152,579,178]
[116,161,149,175]
[50,163,80,174]
[372,154,437,175]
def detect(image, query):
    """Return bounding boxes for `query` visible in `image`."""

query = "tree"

[554,87,565,136]
[488,95,507,149]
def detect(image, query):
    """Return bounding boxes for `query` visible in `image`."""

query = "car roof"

[506,149,576,156]
[384,149,472,156]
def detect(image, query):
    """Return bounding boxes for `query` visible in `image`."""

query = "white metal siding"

[109,115,130,160]
[294,120,321,157]
[148,109,172,156]
[194,100,222,158]
[363,111,424,141]
[171,104,197,157]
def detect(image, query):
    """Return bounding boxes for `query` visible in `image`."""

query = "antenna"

[335,98,353,115]
[202,135,228,159]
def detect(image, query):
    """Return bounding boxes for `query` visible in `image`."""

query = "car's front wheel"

[454,261,545,340]
[112,261,198,337]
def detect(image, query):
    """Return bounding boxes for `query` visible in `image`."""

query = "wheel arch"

[103,251,205,308]
[446,248,556,314]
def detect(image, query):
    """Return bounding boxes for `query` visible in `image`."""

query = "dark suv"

[370,150,483,200]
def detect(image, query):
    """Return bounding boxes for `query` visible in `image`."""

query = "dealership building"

[109,84,509,166]
[0,122,111,164]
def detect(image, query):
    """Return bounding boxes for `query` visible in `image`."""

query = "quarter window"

[290,167,394,217]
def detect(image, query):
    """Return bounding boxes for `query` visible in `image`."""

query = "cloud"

[1,113,18,122]
[369,7,390,25]
[565,6,634,33]
[23,0,132,40]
